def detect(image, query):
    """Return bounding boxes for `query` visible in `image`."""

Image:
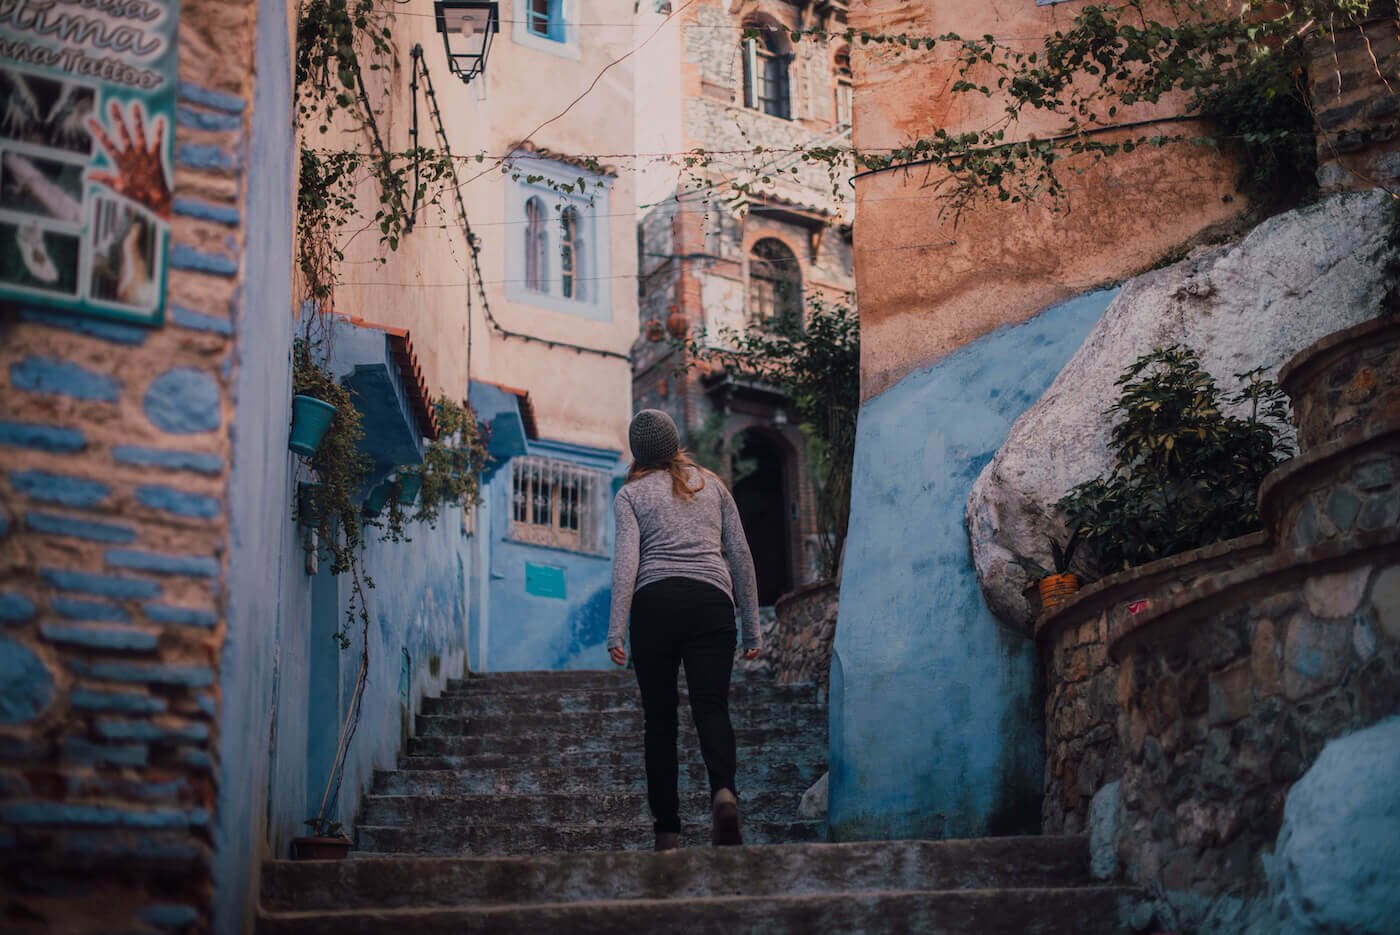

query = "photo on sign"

[1,150,84,224]
[0,222,80,295]
[0,69,96,157]
[88,196,160,310]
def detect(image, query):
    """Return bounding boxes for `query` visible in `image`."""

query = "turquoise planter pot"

[397,472,422,506]
[296,482,322,527]
[289,395,337,457]
[362,480,393,516]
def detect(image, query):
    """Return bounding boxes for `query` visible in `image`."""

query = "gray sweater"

[608,466,761,651]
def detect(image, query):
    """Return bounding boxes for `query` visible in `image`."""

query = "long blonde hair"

[626,448,710,501]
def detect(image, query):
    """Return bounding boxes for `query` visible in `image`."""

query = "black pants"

[629,576,738,834]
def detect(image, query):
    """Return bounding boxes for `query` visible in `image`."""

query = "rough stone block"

[1251,620,1281,696]
[1325,487,1361,532]
[95,719,209,743]
[51,597,130,621]
[143,369,222,434]
[134,486,220,519]
[1303,566,1372,618]
[1353,458,1395,491]
[0,593,36,623]
[174,145,241,175]
[17,308,147,345]
[40,623,159,652]
[168,304,234,335]
[1283,615,1347,700]
[105,550,219,577]
[70,688,167,714]
[113,446,223,475]
[1374,566,1400,643]
[10,472,110,508]
[69,661,214,688]
[177,81,247,113]
[25,512,136,543]
[0,632,55,724]
[9,356,120,402]
[0,421,85,453]
[143,605,217,628]
[1357,488,1400,531]
[139,904,200,929]
[0,802,209,829]
[43,569,160,600]
[1208,662,1252,726]
[62,738,148,766]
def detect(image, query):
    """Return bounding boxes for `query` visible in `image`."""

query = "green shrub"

[1056,346,1293,572]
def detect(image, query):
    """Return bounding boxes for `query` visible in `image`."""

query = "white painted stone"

[1268,715,1400,934]
[798,770,828,819]
[967,190,1391,629]
[1088,779,1121,880]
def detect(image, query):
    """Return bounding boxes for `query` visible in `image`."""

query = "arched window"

[741,22,791,120]
[834,46,853,126]
[559,205,583,300]
[524,196,548,292]
[748,238,801,329]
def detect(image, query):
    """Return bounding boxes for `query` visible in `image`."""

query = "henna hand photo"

[88,101,172,219]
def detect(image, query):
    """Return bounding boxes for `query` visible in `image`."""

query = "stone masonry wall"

[770,580,838,688]
[1311,10,1400,194]
[0,1,257,931]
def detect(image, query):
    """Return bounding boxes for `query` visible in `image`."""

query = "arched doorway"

[731,428,791,605]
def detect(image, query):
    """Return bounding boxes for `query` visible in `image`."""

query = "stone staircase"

[257,669,1134,933]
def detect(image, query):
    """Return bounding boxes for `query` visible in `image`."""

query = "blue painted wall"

[471,437,621,672]
[215,0,294,928]
[216,7,474,929]
[829,289,1117,842]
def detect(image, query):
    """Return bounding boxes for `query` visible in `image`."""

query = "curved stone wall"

[1039,315,1400,930]
[770,580,840,689]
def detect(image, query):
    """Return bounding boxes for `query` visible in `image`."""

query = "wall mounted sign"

[0,0,180,326]
[524,562,566,600]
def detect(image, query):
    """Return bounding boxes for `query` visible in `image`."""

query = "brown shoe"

[712,789,742,846]
[655,831,679,851]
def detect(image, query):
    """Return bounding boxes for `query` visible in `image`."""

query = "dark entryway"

[731,429,791,605]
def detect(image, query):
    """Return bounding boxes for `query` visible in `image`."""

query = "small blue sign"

[524,562,566,600]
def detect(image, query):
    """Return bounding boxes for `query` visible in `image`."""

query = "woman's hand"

[609,646,627,667]
[743,648,760,660]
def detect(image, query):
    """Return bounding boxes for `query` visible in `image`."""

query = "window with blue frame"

[527,0,565,41]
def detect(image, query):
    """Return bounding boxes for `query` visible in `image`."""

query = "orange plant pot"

[1038,573,1081,612]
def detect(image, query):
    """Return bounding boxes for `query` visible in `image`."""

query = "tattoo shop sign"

[0,0,180,326]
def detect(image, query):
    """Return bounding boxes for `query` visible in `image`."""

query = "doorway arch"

[730,427,792,605]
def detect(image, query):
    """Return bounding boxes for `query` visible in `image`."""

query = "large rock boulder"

[1267,715,1400,934]
[967,190,1391,630]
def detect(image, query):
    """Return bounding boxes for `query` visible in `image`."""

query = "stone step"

[377,759,826,796]
[413,706,826,738]
[359,791,804,827]
[395,739,825,772]
[424,683,822,715]
[444,671,647,694]
[261,837,1097,912]
[407,726,819,757]
[257,885,1135,934]
[353,819,826,856]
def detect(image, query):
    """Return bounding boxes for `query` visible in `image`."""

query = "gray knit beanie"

[629,409,680,466]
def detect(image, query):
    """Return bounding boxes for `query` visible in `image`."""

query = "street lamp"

[433,1,499,84]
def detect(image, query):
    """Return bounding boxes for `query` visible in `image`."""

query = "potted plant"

[396,470,422,506]
[1037,528,1083,613]
[361,479,394,516]
[292,817,352,860]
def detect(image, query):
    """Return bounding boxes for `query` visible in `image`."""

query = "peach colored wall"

[849,0,1241,402]
[324,0,638,454]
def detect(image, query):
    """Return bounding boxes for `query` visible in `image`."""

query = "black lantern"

[433,1,499,84]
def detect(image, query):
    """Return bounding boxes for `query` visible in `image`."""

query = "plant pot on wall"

[291,836,352,860]
[362,480,393,516]
[397,472,422,506]
[1039,573,1081,612]
[289,394,337,457]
